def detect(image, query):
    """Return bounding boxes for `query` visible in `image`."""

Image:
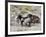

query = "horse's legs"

[28,22,31,27]
[21,21,24,26]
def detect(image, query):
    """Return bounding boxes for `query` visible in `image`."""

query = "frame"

[5,0,45,37]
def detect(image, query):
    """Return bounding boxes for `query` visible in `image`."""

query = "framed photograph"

[5,1,45,36]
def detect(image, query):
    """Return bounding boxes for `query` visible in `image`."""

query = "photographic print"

[6,1,45,36]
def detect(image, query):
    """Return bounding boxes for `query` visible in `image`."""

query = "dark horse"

[17,14,32,27]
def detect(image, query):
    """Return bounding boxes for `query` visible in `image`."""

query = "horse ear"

[18,15,22,17]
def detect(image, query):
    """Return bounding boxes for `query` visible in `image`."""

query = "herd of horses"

[16,14,40,27]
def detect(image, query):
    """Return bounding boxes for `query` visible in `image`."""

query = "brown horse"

[31,15,40,24]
